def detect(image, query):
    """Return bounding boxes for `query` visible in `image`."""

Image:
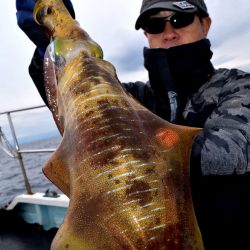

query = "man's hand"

[16,0,75,58]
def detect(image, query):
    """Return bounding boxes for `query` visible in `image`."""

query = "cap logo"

[173,1,195,10]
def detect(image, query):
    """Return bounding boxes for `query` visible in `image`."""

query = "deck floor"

[0,209,57,250]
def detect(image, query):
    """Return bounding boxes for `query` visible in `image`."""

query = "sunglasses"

[142,12,195,34]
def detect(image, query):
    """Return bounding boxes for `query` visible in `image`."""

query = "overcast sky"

[0,0,250,140]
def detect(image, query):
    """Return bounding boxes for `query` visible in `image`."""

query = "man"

[16,0,250,249]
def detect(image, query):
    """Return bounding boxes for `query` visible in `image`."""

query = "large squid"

[33,0,204,249]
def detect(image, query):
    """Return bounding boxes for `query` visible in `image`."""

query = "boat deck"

[0,192,69,250]
[0,208,57,250]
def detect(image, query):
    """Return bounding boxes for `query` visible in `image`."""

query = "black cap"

[135,0,209,30]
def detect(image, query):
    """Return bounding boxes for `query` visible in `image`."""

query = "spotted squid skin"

[34,0,204,249]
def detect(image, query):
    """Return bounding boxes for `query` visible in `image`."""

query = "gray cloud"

[211,55,236,67]
[209,0,250,49]
[108,39,145,74]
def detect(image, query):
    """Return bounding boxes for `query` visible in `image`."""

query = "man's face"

[144,10,211,48]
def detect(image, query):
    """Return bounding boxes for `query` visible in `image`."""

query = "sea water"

[0,136,62,207]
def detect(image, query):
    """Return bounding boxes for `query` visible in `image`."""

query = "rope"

[0,126,18,158]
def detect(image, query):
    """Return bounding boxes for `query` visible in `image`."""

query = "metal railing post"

[6,112,33,195]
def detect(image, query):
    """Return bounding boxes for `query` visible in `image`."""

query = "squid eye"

[48,43,65,69]
[47,8,52,15]
[34,6,53,25]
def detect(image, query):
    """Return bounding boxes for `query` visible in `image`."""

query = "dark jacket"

[125,67,250,249]
[125,43,250,249]
[29,39,250,250]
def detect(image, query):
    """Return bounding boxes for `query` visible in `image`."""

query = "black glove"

[16,0,75,58]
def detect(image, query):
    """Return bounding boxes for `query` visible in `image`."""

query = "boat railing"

[0,105,57,194]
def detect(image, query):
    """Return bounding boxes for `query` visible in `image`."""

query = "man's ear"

[144,30,149,38]
[201,16,211,37]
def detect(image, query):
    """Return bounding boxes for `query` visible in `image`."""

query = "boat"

[0,105,68,249]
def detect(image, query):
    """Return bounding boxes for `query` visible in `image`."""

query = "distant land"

[18,130,61,144]
[0,106,61,146]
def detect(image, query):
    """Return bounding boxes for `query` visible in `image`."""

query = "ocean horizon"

[0,135,62,207]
